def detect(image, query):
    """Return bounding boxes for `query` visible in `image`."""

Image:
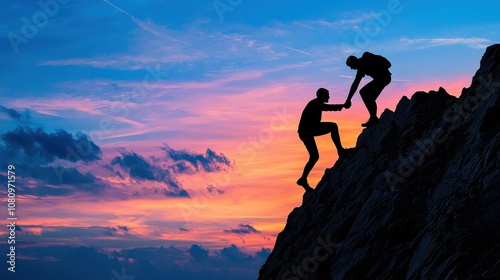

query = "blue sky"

[2,0,498,92]
[1,0,499,279]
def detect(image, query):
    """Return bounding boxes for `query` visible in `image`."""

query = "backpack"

[363,52,391,69]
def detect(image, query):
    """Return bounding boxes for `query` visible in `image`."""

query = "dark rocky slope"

[259,44,500,280]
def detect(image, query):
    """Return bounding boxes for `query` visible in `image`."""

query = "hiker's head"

[316,88,330,102]
[346,55,359,69]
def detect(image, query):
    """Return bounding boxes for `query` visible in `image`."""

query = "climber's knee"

[329,122,338,132]
[309,152,319,164]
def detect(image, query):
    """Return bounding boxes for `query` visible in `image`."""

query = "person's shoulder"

[305,98,320,107]
[311,98,323,105]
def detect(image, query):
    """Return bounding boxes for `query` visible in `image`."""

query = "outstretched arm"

[344,75,362,108]
[322,104,344,111]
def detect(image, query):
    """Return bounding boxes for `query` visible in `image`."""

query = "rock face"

[259,44,500,280]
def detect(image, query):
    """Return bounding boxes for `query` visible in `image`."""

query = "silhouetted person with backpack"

[297,88,351,192]
[344,52,392,127]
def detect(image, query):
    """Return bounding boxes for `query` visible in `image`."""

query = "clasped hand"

[343,100,351,109]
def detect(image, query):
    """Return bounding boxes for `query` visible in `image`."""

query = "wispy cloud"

[96,61,311,93]
[2,126,102,163]
[101,0,163,37]
[206,185,225,196]
[285,46,313,56]
[8,96,111,116]
[400,37,492,49]
[293,13,381,30]
[339,74,353,79]
[0,105,22,120]
[223,224,261,235]
[39,53,202,70]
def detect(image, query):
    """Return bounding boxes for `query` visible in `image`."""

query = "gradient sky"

[1,0,499,279]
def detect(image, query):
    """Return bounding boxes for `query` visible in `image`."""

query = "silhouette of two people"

[297,52,391,192]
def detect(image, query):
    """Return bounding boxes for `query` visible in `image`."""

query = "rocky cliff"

[259,44,500,280]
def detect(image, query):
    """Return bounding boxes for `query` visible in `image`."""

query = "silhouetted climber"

[297,88,350,192]
[344,52,392,127]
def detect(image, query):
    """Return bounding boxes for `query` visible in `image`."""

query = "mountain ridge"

[259,44,500,280]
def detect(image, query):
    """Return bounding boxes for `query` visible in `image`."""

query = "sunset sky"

[1,0,499,279]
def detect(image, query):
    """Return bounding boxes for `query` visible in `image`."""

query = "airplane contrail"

[101,0,162,37]
[285,46,313,56]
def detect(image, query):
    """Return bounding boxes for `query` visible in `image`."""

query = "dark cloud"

[111,152,155,180]
[161,188,190,198]
[103,226,129,236]
[117,245,185,263]
[206,185,225,196]
[218,244,254,263]
[0,244,123,280]
[9,226,139,249]
[0,126,232,199]
[144,186,190,198]
[161,144,233,174]
[171,161,196,174]
[12,164,109,195]
[0,146,108,196]
[103,227,117,236]
[0,126,108,198]
[110,145,234,199]
[256,248,271,260]
[2,126,101,163]
[223,224,261,235]
[111,151,190,198]
[178,227,190,232]
[188,244,209,261]
[17,185,73,197]
[117,226,129,233]
[0,243,269,280]
[0,105,22,120]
